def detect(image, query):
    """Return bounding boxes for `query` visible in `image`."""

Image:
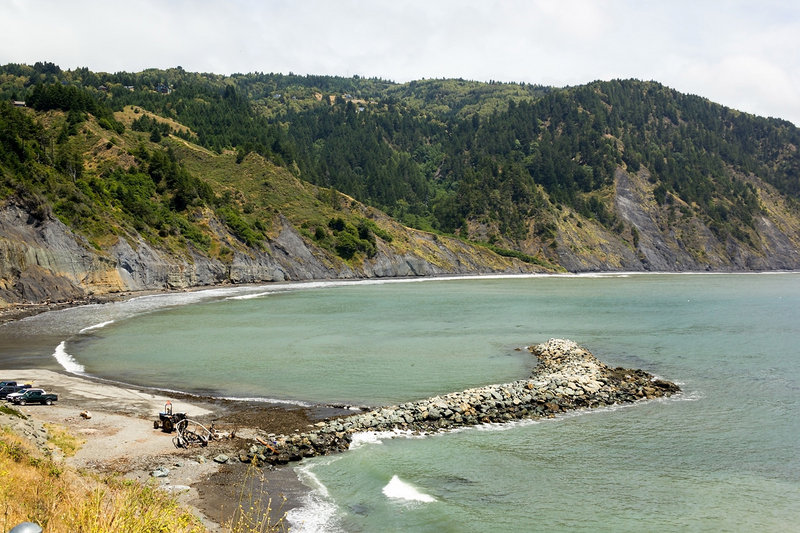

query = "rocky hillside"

[0,101,542,306]
[1,64,800,306]
[544,167,800,271]
[0,200,538,306]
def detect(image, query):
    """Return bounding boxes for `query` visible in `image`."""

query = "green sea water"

[1,273,798,531]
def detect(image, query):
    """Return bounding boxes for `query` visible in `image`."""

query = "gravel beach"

[0,367,322,531]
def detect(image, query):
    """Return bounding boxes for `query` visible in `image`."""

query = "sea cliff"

[0,202,540,307]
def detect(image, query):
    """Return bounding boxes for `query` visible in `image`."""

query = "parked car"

[0,384,31,399]
[10,389,57,406]
[6,388,43,402]
[0,381,21,388]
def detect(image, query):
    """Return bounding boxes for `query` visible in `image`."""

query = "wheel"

[154,420,160,430]
[18,400,25,406]
[162,418,174,433]
[45,399,53,405]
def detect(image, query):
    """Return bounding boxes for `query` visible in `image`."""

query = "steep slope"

[0,102,542,306]
[2,64,800,308]
[544,167,800,272]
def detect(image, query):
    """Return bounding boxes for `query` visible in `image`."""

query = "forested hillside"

[1,61,799,304]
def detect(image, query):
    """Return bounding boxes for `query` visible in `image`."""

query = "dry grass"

[0,428,205,532]
[1,425,290,533]
[43,423,84,457]
[114,105,195,137]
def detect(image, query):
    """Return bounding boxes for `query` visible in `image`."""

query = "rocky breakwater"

[238,339,680,465]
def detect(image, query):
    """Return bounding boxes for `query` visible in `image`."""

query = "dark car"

[0,384,31,399]
[0,381,19,388]
[10,389,57,406]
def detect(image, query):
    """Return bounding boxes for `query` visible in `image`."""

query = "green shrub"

[219,207,263,248]
[335,230,361,259]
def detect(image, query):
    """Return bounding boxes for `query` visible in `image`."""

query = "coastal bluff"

[239,339,680,465]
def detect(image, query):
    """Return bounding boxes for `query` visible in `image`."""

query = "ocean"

[1,273,798,531]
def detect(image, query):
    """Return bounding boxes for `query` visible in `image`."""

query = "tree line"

[2,63,799,250]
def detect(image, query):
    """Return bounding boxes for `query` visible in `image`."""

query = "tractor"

[153,401,187,433]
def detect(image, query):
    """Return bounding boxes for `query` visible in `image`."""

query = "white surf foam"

[223,274,608,302]
[285,492,341,533]
[227,291,271,300]
[52,341,85,374]
[287,459,343,533]
[348,428,417,450]
[218,395,313,407]
[382,475,436,503]
[349,431,386,449]
[78,320,114,333]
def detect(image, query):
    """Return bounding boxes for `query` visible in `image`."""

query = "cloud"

[680,54,799,122]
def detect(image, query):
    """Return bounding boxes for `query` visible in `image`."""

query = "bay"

[1,273,798,531]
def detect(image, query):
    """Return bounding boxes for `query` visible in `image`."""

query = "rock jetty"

[239,339,680,466]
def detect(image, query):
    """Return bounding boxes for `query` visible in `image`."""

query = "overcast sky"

[2,0,799,125]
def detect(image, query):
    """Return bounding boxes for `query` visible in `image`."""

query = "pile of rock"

[240,339,680,465]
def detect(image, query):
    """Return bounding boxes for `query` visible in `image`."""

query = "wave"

[52,341,85,374]
[227,292,271,300]
[285,493,341,533]
[382,475,436,503]
[217,395,313,407]
[78,320,114,333]
[673,389,704,402]
[349,428,417,450]
[287,459,343,533]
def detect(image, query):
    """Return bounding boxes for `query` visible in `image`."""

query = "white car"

[6,388,43,402]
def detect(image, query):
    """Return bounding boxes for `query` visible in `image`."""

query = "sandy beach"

[0,366,322,531]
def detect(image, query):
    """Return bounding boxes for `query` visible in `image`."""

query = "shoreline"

[0,280,391,530]
[0,275,696,530]
[0,367,332,530]
[5,269,796,325]
[1,336,682,531]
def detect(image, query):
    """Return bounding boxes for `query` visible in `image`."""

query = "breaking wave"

[382,475,436,503]
[52,341,85,374]
[287,459,344,533]
[79,320,114,333]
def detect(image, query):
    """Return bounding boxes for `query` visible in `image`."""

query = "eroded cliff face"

[3,163,800,307]
[0,203,538,306]
[0,205,121,303]
[548,168,800,272]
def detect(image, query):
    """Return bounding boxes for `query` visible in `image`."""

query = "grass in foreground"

[0,426,288,533]
[0,404,26,419]
[0,427,205,532]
